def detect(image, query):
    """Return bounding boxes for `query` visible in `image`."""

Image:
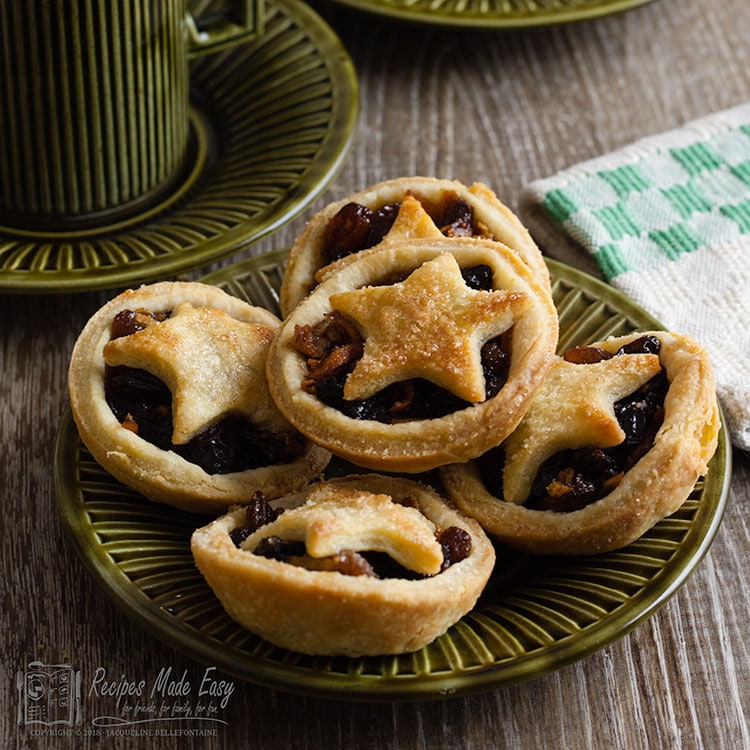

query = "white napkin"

[520,103,750,450]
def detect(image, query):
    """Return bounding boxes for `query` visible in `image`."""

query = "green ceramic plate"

[327,0,656,28]
[0,0,357,293]
[55,251,731,700]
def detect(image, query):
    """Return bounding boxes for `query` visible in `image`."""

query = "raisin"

[244,493,281,531]
[176,421,240,474]
[111,310,145,339]
[439,197,474,237]
[387,381,415,415]
[528,450,568,503]
[254,537,306,561]
[313,373,389,422]
[313,373,468,423]
[328,550,378,577]
[461,263,493,290]
[366,203,400,247]
[614,371,668,444]
[110,308,166,338]
[229,526,251,547]
[616,335,661,356]
[437,526,472,570]
[482,336,511,398]
[313,372,347,408]
[230,494,281,547]
[615,398,652,445]
[346,392,393,422]
[575,447,620,481]
[311,360,498,423]
[564,335,662,364]
[563,346,613,364]
[526,453,598,511]
[324,203,374,263]
[542,472,596,511]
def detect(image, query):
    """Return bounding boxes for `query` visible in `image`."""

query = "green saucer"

[327,0,656,28]
[0,0,358,293]
[54,250,731,701]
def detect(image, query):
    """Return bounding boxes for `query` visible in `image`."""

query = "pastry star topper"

[242,483,444,575]
[103,302,279,444]
[328,251,528,404]
[374,194,444,244]
[501,353,663,505]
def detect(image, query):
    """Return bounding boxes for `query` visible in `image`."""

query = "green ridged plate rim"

[0,0,357,293]
[327,0,657,28]
[55,251,731,701]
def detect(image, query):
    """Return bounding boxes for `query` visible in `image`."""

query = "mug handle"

[186,0,263,58]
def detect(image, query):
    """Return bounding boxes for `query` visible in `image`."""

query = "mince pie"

[68,281,329,514]
[190,474,495,656]
[440,331,720,555]
[279,176,550,315]
[266,237,558,472]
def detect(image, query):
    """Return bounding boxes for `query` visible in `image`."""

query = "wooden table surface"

[3,0,749,747]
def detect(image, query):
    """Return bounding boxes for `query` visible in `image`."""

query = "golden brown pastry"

[190,474,496,656]
[440,331,720,555]
[267,237,559,472]
[280,176,550,315]
[68,281,329,514]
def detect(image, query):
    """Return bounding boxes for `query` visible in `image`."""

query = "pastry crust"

[280,176,550,315]
[68,281,329,515]
[190,474,496,656]
[440,331,721,555]
[266,238,559,472]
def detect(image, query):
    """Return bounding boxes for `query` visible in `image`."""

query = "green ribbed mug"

[0,0,261,228]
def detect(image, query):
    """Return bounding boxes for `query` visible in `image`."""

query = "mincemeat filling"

[477,335,668,512]
[322,191,492,264]
[293,264,512,423]
[230,492,472,579]
[104,309,304,475]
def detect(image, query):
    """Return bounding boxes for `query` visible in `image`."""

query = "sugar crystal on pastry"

[280,176,551,316]
[239,483,444,575]
[190,474,497,655]
[68,281,330,514]
[378,194,445,241]
[502,352,662,505]
[329,251,529,404]
[103,301,284,445]
[267,238,559,472]
[314,193,443,286]
[440,331,720,556]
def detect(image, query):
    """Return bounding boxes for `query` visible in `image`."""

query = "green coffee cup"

[0,0,262,228]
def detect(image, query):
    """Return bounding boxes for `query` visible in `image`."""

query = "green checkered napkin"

[520,103,750,450]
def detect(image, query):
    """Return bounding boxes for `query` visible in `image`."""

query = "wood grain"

[2,0,749,746]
